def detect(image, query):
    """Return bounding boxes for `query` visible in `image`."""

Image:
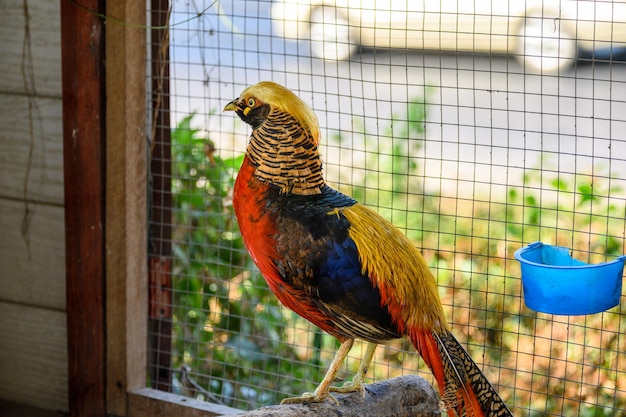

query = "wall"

[0,0,68,411]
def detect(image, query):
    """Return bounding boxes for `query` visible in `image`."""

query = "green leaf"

[222,154,245,170]
[550,178,568,191]
[577,183,597,205]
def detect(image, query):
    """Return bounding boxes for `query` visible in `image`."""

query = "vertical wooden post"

[105,0,148,415]
[61,1,106,416]
[148,0,173,393]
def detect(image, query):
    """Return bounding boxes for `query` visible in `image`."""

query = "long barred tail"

[409,328,513,417]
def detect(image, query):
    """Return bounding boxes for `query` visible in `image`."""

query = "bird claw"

[329,381,365,396]
[280,391,339,406]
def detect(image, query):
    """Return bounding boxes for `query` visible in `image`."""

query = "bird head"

[224,81,320,145]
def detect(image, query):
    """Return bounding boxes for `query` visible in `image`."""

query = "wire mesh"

[147,1,626,415]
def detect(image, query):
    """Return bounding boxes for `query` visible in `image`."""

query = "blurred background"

[147,1,626,415]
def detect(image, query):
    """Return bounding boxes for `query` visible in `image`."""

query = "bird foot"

[280,391,339,406]
[329,380,365,396]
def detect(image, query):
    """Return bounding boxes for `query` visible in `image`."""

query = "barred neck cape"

[246,107,325,195]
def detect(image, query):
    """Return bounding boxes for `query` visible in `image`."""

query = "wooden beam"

[148,0,174,393]
[128,389,242,417]
[61,1,106,416]
[105,0,148,415]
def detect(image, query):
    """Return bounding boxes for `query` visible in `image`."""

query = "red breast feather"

[233,158,400,343]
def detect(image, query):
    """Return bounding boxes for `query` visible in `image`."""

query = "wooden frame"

[62,0,240,416]
[148,0,174,393]
[104,0,149,415]
[61,0,106,415]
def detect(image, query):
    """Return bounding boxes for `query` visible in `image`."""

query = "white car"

[271,0,626,73]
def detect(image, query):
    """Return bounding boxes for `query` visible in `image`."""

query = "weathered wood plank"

[104,0,149,414]
[128,389,242,417]
[0,301,68,412]
[61,1,107,416]
[0,0,62,97]
[0,95,64,204]
[0,198,65,310]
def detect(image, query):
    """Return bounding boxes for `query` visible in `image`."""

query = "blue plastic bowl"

[515,242,625,315]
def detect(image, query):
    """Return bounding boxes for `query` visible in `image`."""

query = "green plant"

[330,95,433,241]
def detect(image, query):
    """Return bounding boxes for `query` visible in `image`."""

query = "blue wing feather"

[272,185,401,341]
[319,238,382,312]
[316,236,401,341]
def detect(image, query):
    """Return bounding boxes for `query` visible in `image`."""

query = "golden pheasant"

[225,81,513,416]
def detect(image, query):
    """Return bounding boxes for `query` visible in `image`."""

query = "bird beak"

[224,99,240,112]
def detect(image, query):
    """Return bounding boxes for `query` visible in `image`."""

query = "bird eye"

[247,98,256,107]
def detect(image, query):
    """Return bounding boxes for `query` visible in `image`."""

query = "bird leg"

[280,338,354,405]
[329,341,377,396]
